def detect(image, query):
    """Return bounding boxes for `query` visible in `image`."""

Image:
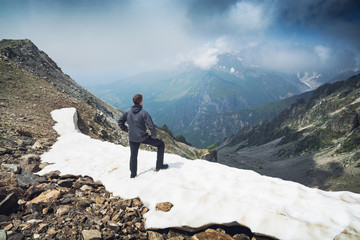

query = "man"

[118,94,168,178]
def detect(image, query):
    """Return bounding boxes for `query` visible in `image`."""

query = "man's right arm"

[117,112,129,132]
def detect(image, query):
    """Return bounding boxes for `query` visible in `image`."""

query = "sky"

[1,0,360,85]
[39,107,360,240]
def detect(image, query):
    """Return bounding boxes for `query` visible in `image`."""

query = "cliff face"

[217,74,360,192]
[0,39,210,160]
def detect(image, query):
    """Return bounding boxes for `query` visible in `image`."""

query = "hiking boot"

[155,164,169,172]
[130,173,137,178]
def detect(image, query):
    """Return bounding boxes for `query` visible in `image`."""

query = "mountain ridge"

[0,39,211,160]
[216,74,360,192]
[88,55,309,147]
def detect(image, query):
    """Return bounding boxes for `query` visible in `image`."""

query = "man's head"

[133,94,143,105]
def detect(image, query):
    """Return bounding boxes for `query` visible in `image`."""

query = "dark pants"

[129,137,165,177]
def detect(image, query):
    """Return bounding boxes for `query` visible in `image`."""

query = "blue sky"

[1,0,360,85]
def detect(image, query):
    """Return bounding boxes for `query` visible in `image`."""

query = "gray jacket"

[118,104,157,142]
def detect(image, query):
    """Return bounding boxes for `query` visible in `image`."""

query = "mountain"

[0,39,254,239]
[296,69,360,90]
[0,39,212,160]
[216,74,360,193]
[184,90,314,148]
[88,52,310,147]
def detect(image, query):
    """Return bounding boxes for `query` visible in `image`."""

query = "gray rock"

[1,164,21,174]
[16,172,44,188]
[82,230,101,240]
[17,139,35,147]
[7,233,24,240]
[0,230,6,240]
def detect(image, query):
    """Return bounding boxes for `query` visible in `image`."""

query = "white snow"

[297,72,322,90]
[39,108,360,240]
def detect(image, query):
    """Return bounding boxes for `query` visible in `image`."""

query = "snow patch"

[39,108,360,240]
[297,72,322,90]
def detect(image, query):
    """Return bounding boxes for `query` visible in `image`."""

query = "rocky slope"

[0,39,212,160]
[217,74,360,193]
[185,91,314,148]
[1,39,267,240]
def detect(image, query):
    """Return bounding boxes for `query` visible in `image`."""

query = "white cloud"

[314,45,331,63]
[181,37,231,69]
[228,1,270,32]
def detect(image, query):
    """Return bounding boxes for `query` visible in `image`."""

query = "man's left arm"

[144,111,157,139]
[118,112,129,132]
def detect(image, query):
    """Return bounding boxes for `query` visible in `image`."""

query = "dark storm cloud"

[276,0,360,48]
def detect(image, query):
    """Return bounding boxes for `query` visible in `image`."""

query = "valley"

[216,74,360,193]
[88,52,359,148]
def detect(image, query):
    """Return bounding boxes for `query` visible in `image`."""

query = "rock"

[108,221,120,231]
[142,207,149,214]
[132,198,142,207]
[0,147,11,155]
[80,185,93,192]
[0,230,6,240]
[75,198,93,208]
[1,164,21,174]
[20,154,40,173]
[33,233,40,239]
[26,189,61,205]
[233,233,251,240]
[191,229,234,240]
[7,233,24,240]
[56,205,71,217]
[82,229,102,240]
[20,154,40,163]
[58,179,74,188]
[0,214,11,222]
[0,172,18,187]
[16,172,44,188]
[3,223,13,231]
[37,223,48,233]
[168,237,185,240]
[23,183,49,201]
[44,171,61,179]
[47,227,56,236]
[148,231,164,240]
[156,202,173,212]
[101,215,110,224]
[0,193,19,215]
[17,139,35,147]
[31,140,43,149]
[119,199,132,207]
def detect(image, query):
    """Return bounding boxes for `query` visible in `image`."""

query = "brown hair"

[132,94,143,105]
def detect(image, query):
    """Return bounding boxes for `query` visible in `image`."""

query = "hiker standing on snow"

[118,94,168,178]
